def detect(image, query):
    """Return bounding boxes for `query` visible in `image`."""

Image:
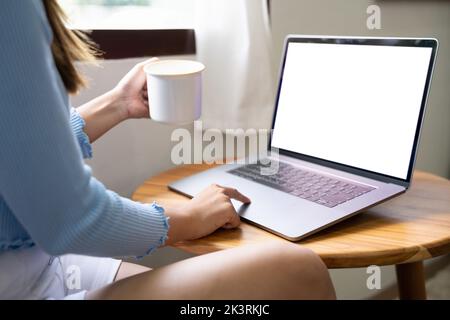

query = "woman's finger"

[221,187,251,204]
[222,220,240,229]
[223,210,241,229]
[137,57,159,67]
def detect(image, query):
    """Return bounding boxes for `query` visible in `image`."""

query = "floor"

[426,255,450,299]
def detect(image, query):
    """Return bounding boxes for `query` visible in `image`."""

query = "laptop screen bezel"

[268,36,438,187]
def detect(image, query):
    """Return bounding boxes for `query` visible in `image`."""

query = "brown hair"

[43,0,99,94]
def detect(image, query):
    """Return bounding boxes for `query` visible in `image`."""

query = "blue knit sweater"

[0,1,169,258]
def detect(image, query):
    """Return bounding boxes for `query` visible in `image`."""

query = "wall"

[271,0,450,179]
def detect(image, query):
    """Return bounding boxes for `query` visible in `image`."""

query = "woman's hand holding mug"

[112,57,205,124]
[113,57,159,120]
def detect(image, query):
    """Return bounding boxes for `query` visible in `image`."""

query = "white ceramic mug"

[144,59,205,124]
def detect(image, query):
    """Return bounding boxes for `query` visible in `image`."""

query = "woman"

[0,0,335,300]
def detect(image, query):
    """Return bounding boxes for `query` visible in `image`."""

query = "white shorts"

[0,245,122,300]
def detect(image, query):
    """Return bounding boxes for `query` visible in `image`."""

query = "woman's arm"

[76,89,126,144]
[76,58,157,143]
[0,1,249,257]
[0,2,168,257]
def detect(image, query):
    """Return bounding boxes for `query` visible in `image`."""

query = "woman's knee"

[262,241,336,299]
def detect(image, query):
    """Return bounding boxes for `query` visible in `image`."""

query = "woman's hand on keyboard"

[164,184,251,244]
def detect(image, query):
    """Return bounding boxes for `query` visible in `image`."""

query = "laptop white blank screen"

[271,42,433,180]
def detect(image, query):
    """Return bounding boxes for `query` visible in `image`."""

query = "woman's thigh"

[87,241,335,300]
[114,262,151,281]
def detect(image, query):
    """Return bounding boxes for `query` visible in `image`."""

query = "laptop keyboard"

[228,161,375,208]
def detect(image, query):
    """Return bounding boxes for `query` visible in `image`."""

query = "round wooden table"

[132,164,450,300]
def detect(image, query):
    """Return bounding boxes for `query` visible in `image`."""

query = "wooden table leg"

[395,261,427,300]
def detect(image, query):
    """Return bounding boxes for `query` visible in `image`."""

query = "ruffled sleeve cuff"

[135,202,170,259]
[70,108,93,159]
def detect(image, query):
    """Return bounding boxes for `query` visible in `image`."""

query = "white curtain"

[195,0,275,130]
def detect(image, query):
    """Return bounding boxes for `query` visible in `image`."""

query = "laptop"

[169,35,438,241]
